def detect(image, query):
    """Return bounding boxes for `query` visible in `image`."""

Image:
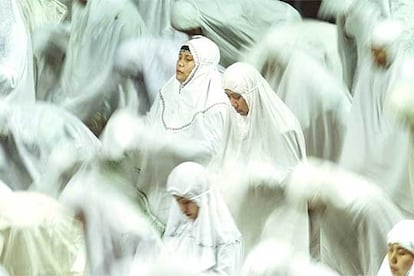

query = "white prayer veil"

[219,62,308,258]
[0,0,35,103]
[243,19,344,84]
[339,19,413,217]
[241,238,340,276]
[59,0,147,130]
[0,102,100,192]
[245,35,351,161]
[377,220,414,276]
[388,57,414,211]
[170,0,301,67]
[287,158,405,276]
[222,62,305,167]
[154,35,228,130]
[136,36,231,227]
[60,158,163,276]
[132,0,187,39]
[0,182,85,276]
[164,161,242,275]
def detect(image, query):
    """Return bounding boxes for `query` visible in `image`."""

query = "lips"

[390,266,398,273]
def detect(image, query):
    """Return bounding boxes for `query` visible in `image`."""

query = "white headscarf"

[163,161,241,274]
[153,35,228,131]
[377,220,414,276]
[222,62,305,177]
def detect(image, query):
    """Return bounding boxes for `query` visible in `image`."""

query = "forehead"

[388,243,412,251]
[174,195,193,203]
[225,89,241,97]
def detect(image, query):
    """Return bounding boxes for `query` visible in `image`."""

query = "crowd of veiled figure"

[1,0,414,275]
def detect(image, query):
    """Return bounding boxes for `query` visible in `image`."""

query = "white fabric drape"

[0,183,85,276]
[60,160,163,276]
[137,36,231,224]
[171,0,301,67]
[216,62,308,259]
[244,19,344,84]
[163,162,241,276]
[0,102,100,192]
[286,159,405,276]
[339,24,414,217]
[0,0,35,104]
[57,0,147,130]
[245,44,351,162]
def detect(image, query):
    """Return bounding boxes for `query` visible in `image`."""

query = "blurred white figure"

[136,36,231,225]
[132,0,187,39]
[32,23,70,103]
[0,181,85,276]
[287,158,404,276]
[244,36,351,162]
[114,35,186,111]
[389,58,414,214]
[320,0,414,91]
[170,0,301,67]
[163,162,242,276]
[0,102,99,192]
[56,0,147,136]
[0,0,35,103]
[60,156,163,276]
[241,238,340,276]
[245,19,345,84]
[219,62,308,258]
[377,220,414,276]
[339,20,414,217]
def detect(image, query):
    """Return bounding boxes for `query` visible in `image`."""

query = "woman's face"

[176,50,195,84]
[174,195,199,220]
[225,89,249,116]
[371,46,388,68]
[388,243,414,276]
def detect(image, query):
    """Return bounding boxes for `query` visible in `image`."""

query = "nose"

[389,251,397,264]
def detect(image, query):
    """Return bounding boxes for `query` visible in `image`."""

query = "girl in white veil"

[377,220,414,276]
[219,62,308,260]
[136,35,231,225]
[163,161,242,275]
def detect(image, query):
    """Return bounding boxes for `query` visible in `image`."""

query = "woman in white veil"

[244,34,351,162]
[339,20,414,218]
[286,158,405,276]
[135,36,231,226]
[377,220,414,276]
[56,0,148,136]
[163,161,242,275]
[218,62,308,259]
